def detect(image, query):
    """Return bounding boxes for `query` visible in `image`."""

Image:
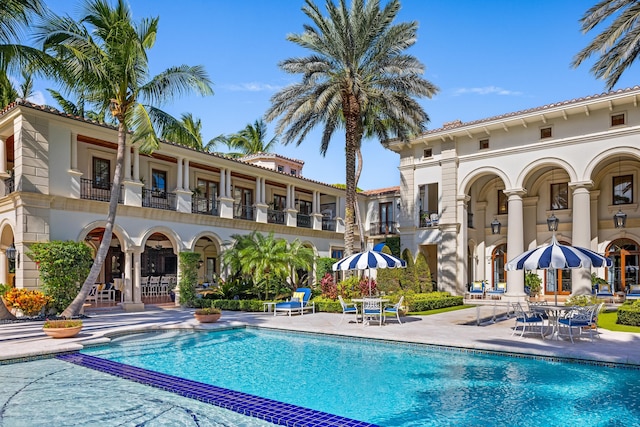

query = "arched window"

[491,244,507,288]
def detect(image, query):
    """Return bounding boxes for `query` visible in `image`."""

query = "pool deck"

[2,304,639,366]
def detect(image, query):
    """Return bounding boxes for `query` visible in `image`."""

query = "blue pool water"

[80,328,640,426]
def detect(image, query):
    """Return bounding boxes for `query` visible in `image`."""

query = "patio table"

[531,304,576,340]
[352,298,388,326]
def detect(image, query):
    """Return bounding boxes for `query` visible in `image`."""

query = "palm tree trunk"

[354,147,365,252]
[61,121,126,317]
[344,93,360,257]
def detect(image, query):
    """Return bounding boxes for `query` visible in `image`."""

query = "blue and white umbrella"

[505,236,612,271]
[332,250,406,296]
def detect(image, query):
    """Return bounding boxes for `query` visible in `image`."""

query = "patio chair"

[273,287,315,316]
[383,295,405,325]
[626,284,640,300]
[468,281,485,299]
[557,303,602,343]
[511,302,545,339]
[596,283,614,303]
[338,295,358,324]
[487,282,507,300]
[362,297,383,326]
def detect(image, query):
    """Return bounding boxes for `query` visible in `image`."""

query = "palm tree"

[265,0,438,257]
[36,0,213,317]
[218,119,279,158]
[572,0,640,90]
[221,231,314,299]
[0,0,47,109]
[47,88,109,123]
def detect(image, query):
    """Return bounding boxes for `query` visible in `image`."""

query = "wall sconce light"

[198,259,204,269]
[614,209,627,228]
[6,242,19,268]
[491,218,501,235]
[396,200,401,211]
[546,213,559,233]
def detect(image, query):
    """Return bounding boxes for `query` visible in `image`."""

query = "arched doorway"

[606,239,640,292]
[491,244,507,288]
[545,240,572,297]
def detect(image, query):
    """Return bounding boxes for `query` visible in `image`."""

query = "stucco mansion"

[0,86,638,309]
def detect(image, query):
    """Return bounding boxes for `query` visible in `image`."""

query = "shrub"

[337,276,359,299]
[3,288,52,316]
[319,273,337,300]
[359,276,377,297]
[407,292,463,312]
[565,295,599,306]
[178,252,201,307]
[194,307,221,315]
[617,300,640,326]
[312,296,342,313]
[27,241,93,314]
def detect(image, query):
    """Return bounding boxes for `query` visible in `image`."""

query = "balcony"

[192,195,219,216]
[234,203,255,221]
[81,178,123,203]
[267,209,286,225]
[142,188,175,211]
[369,221,399,235]
[4,176,14,195]
[419,211,439,228]
[322,217,336,231]
[296,213,311,228]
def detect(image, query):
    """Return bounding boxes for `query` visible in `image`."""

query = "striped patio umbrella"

[505,236,612,271]
[505,236,612,305]
[332,250,406,296]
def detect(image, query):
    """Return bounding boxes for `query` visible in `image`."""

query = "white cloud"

[453,86,522,96]
[222,82,281,92]
[27,91,46,105]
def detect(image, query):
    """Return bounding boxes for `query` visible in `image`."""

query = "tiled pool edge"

[56,352,379,427]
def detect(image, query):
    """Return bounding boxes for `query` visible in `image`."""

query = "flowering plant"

[3,288,51,316]
[319,273,337,300]
[43,319,83,328]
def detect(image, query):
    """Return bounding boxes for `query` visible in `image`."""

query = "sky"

[29,0,640,190]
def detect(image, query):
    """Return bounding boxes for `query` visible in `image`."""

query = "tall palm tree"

[572,0,640,90]
[219,119,279,158]
[265,0,438,257]
[0,0,47,109]
[36,0,213,317]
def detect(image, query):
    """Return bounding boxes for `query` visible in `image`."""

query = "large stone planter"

[194,313,221,323]
[43,326,83,338]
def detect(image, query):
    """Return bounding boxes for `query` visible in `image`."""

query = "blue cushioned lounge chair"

[487,282,506,300]
[273,287,315,316]
[596,283,614,303]
[627,284,640,300]
[468,281,484,299]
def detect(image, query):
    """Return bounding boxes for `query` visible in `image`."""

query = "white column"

[69,133,77,171]
[124,144,131,180]
[0,249,7,286]
[220,168,226,198]
[133,146,140,182]
[570,181,593,295]
[256,177,261,203]
[287,184,293,208]
[505,189,526,298]
[184,159,190,190]
[124,250,133,303]
[133,250,142,304]
[261,177,266,204]
[313,190,318,213]
[226,168,232,197]
[176,157,183,190]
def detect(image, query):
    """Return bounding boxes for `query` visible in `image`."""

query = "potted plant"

[193,307,221,323]
[42,319,83,338]
[525,272,542,299]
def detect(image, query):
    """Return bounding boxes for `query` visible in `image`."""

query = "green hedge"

[193,292,463,314]
[617,300,640,326]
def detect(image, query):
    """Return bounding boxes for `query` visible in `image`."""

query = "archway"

[491,244,507,289]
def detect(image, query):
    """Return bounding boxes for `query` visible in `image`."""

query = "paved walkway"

[2,304,639,366]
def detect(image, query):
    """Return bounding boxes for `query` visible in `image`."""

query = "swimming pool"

[78,328,640,426]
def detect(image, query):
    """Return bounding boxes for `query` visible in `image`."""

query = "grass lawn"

[408,304,475,316]
[598,309,640,333]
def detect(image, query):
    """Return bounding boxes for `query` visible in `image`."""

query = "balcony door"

[379,202,392,234]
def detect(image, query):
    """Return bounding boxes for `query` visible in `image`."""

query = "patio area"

[1,304,639,366]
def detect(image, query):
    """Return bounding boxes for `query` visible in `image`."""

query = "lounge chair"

[596,283,614,303]
[273,287,315,316]
[383,295,405,324]
[467,281,484,299]
[487,282,507,299]
[557,303,602,343]
[338,295,358,324]
[627,284,640,300]
[512,302,545,339]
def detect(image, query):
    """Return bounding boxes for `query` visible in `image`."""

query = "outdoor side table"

[263,302,277,313]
